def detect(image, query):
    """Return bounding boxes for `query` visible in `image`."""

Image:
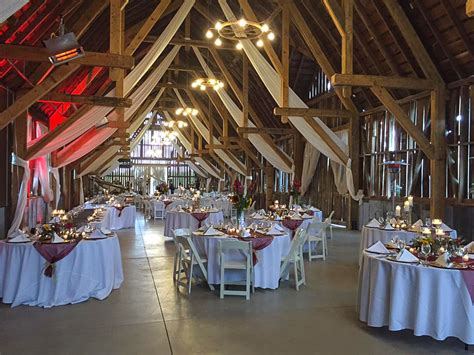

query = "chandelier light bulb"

[261,23,269,32]
[267,32,275,41]
[238,18,247,27]
[219,81,224,88]
[213,85,220,91]
[205,30,213,39]
[214,38,222,46]
[192,109,198,116]
[175,108,183,115]
[191,82,198,88]
[256,39,264,47]
[182,111,188,116]
[200,85,206,91]
[215,22,223,30]
[210,78,216,85]
[236,41,243,50]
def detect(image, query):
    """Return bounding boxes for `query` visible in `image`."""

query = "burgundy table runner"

[163,200,173,208]
[114,205,126,217]
[191,212,210,228]
[282,219,303,238]
[236,234,273,265]
[33,240,81,277]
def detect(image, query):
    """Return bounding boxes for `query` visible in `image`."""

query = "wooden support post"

[341,0,353,98]
[265,162,274,208]
[242,54,249,137]
[281,1,290,124]
[430,87,447,218]
[293,132,305,182]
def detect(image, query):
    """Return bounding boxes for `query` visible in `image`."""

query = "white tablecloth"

[101,205,136,230]
[191,234,291,289]
[358,252,474,344]
[360,226,458,264]
[164,211,224,237]
[0,237,124,308]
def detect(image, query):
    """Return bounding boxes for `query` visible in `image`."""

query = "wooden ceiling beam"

[331,74,435,91]
[370,86,435,160]
[441,0,474,58]
[237,127,297,135]
[38,93,132,107]
[274,107,352,118]
[381,0,444,84]
[0,64,80,130]
[0,44,134,69]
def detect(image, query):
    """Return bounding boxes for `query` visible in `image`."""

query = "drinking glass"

[420,243,431,259]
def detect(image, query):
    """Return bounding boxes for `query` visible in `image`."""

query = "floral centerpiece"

[230,179,255,226]
[157,182,169,195]
[290,179,301,205]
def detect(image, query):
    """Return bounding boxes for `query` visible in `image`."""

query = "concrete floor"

[0,215,469,354]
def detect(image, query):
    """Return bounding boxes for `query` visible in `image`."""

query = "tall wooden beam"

[242,54,249,137]
[0,64,79,130]
[38,93,132,107]
[322,0,345,36]
[274,107,352,118]
[281,0,290,124]
[341,0,353,98]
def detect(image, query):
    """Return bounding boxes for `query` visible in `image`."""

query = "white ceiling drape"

[218,0,363,202]
[28,0,194,159]
[192,47,292,173]
[173,89,247,176]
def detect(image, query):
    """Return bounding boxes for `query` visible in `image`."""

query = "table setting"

[191,222,291,289]
[164,206,224,237]
[0,214,123,308]
[358,210,474,344]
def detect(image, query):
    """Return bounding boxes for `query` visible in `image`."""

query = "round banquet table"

[101,205,136,230]
[0,236,124,308]
[191,233,291,289]
[359,226,458,264]
[358,252,474,344]
[164,211,224,237]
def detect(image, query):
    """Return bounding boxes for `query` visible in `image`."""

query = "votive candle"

[395,205,401,217]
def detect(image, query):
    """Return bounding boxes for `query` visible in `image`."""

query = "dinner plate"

[427,262,469,270]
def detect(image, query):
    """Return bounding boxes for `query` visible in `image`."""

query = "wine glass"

[420,243,431,259]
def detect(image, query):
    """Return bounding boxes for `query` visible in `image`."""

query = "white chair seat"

[221,260,248,269]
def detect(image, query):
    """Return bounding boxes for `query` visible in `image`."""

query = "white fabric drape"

[192,47,292,173]
[171,141,208,178]
[206,177,211,192]
[301,143,320,196]
[56,49,177,167]
[163,112,222,179]
[28,0,194,159]
[218,0,363,202]
[173,90,247,175]
[7,154,29,238]
[32,123,53,203]
[0,0,28,22]
[49,167,60,209]
[330,130,349,195]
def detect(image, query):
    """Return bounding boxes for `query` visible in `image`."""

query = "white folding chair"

[305,221,329,261]
[280,228,307,291]
[172,228,191,282]
[153,201,166,220]
[144,201,153,220]
[324,210,335,239]
[218,239,254,300]
[174,231,214,293]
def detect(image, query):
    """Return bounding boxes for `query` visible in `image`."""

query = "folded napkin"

[52,233,64,243]
[49,216,60,223]
[267,224,283,235]
[366,218,380,228]
[396,249,419,262]
[7,230,31,243]
[290,214,302,220]
[435,252,449,267]
[366,241,390,254]
[204,226,221,235]
[383,223,395,230]
[258,209,266,214]
[100,227,112,235]
[301,213,312,219]
[253,213,264,220]
[275,215,282,221]
[465,242,474,253]
[412,219,423,227]
[309,207,321,212]
[440,223,452,232]
[249,212,256,218]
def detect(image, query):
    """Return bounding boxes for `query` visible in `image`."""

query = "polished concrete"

[0,215,469,354]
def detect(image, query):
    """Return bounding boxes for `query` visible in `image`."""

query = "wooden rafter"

[38,93,132,107]
[331,74,435,91]
[274,107,352,118]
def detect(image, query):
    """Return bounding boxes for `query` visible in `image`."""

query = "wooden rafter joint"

[0,44,134,69]
[39,93,132,107]
[274,107,352,118]
[237,126,297,135]
[331,74,436,91]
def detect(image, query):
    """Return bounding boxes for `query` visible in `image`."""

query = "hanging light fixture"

[205,18,274,49]
[191,77,224,91]
[175,107,198,117]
